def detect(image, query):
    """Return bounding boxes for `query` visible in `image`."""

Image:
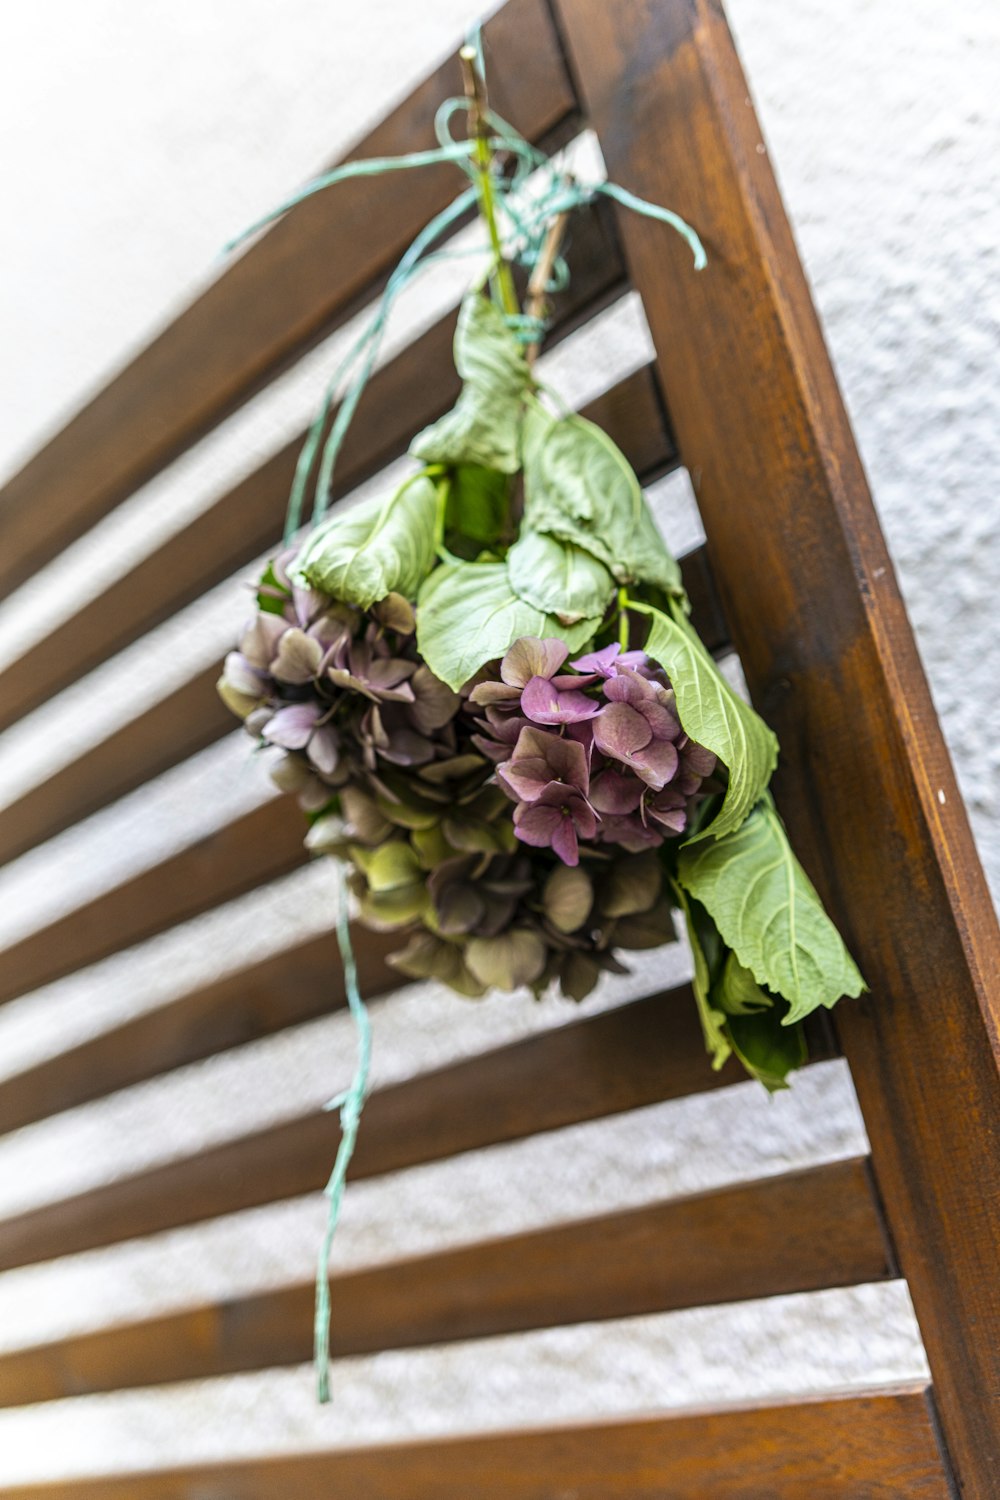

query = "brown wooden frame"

[0,0,996,1494]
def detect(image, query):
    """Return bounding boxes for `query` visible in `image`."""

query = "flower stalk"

[460,44,519,318]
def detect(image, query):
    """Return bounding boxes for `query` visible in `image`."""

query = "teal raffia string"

[314,864,372,1404]
[224,142,481,254]
[223,93,706,544]
[282,181,478,542]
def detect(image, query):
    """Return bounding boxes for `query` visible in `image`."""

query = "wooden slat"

[0,347,693,872]
[0,799,308,1008]
[554,0,1000,1491]
[0,1158,889,1406]
[0,987,835,1271]
[0,665,233,872]
[0,931,398,1138]
[0,201,627,744]
[0,1387,952,1499]
[0,0,577,600]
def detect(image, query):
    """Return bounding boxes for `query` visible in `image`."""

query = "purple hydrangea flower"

[513,784,597,866]
[476,637,717,865]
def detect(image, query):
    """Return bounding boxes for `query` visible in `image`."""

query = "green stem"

[617,587,630,651]
[475,149,519,316]
[461,46,519,318]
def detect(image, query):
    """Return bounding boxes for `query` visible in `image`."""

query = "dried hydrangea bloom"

[221,573,698,1003]
[473,636,716,861]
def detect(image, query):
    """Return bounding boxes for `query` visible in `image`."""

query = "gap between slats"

[0,985,837,1271]
[0,1386,951,1499]
[0,1157,890,1407]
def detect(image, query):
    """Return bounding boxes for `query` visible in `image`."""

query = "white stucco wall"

[0,0,995,1485]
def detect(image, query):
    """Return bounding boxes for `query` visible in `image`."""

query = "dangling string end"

[313,866,372,1404]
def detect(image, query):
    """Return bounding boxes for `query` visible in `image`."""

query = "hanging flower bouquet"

[217,40,865,1398]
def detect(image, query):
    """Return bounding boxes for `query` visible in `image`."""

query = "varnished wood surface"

[0,931,398,1138]
[0,203,626,743]
[0,0,577,600]
[0,989,833,1271]
[553,0,1000,1489]
[0,800,308,1009]
[0,1158,888,1406]
[0,1387,951,1498]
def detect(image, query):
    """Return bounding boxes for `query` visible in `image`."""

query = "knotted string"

[314,866,371,1404]
[227,97,705,548]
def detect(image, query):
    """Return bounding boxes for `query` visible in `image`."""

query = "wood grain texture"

[0,0,577,600]
[0,356,693,872]
[0,1387,951,1499]
[0,203,626,744]
[0,799,308,1008]
[0,1158,889,1406]
[551,0,1000,1490]
[0,988,833,1271]
[0,931,398,1138]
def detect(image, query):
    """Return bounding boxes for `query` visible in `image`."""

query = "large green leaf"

[410,294,531,474]
[445,465,511,554]
[521,403,682,595]
[640,603,778,841]
[726,1007,807,1092]
[411,386,523,473]
[507,528,615,625]
[678,799,867,1024]
[452,290,532,393]
[714,951,772,1015]
[296,473,437,607]
[416,560,601,692]
[670,879,730,1070]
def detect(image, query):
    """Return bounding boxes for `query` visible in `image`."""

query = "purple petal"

[521,676,600,726]
[632,738,680,789]
[598,814,665,851]
[570,642,623,675]
[367,658,417,690]
[500,727,590,800]
[590,769,644,815]
[270,628,323,684]
[563,719,596,753]
[469,680,523,707]
[377,728,436,767]
[592,702,652,760]
[240,613,287,669]
[646,790,688,834]
[410,666,462,734]
[263,702,322,750]
[549,816,580,866]
[327,667,378,701]
[471,734,511,763]
[500,637,568,688]
[307,724,340,776]
[484,708,533,744]
[683,743,717,777]
[513,801,564,846]
[640,699,682,740]
[223,651,267,698]
[603,667,656,707]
